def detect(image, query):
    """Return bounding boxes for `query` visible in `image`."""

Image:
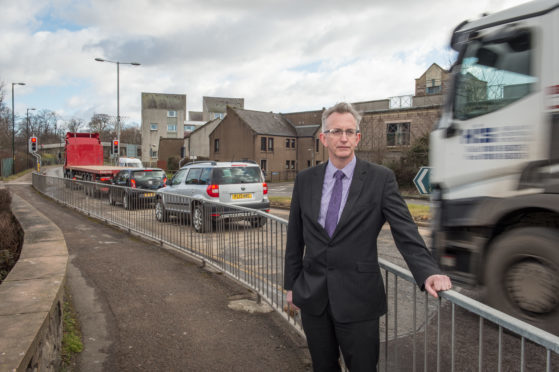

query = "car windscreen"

[212,167,262,184]
[132,170,166,180]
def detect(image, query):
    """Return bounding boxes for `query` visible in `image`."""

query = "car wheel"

[192,204,208,233]
[250,216,267,228]
[484,227,559,334]
[109,191,116,206]
[155,198,169,222]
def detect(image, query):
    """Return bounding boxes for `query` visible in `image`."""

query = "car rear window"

[132,170,166,180]
[212,167,262,184]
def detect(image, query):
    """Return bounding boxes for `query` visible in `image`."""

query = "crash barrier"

[32,173,559,371]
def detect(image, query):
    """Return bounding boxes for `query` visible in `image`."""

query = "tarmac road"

[9,181,311,372]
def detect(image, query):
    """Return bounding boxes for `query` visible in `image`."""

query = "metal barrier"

[32,173,559,371]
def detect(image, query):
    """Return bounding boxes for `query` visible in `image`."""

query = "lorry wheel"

[484,227,559,334]
[192,204,208,233]
[155,199,169,222]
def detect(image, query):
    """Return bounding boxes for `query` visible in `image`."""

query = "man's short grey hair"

[321,102,362,132]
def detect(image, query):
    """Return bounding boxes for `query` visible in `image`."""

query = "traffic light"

[112,139,119,155]
[29,136,37,152]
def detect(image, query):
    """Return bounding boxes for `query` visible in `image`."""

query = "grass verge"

[61,288,83,370]
[269,196,431,222]
[0,168,34,182]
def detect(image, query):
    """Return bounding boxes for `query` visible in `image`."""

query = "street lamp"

[26,107,36,169]
[12,82,25,175]
[94,58,140,156]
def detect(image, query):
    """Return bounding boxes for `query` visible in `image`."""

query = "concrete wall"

[188,119,222,159]
[141,93,187,166]
[0,190,68,372]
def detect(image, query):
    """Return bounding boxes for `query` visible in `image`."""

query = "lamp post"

[11,82,25,175]
[94,58,140,157]
[26,107,36,168]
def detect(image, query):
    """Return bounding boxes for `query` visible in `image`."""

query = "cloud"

[0,0,531,124]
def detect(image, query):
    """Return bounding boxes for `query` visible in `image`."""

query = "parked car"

[109,168,167,209]
[155,161,270,232]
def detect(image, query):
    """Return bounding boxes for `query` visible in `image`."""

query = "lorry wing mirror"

[444,122,461,138]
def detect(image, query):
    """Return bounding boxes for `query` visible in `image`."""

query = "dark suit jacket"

[284,158,440,323]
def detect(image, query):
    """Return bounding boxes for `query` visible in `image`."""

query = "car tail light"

[100,177,111,182]
[131,179,136,188]
[263,183,268,195]
[206,184,219,197]
[163,177,167,186]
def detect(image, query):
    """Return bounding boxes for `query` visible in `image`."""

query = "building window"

[285,138,290,148]
[167,124,177,132]
[184,125,195,131]
[426,85,441,94]
[261,137,267,151]
[290,160,295,169]
[167,110,177,118]
[316,138,320,152]
[260,159,267,171]
[285,160,290,169]
[387,122,410,146]
[150,149,158,159]
[291,139,296,148]
[214,139,220,153]
[150,123,158,131]
[268,138,274,151]
[307,160,311,167]
[211,112,225,120]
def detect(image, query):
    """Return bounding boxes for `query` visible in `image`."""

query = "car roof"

[123,168,164,172]
[180,161,259,169]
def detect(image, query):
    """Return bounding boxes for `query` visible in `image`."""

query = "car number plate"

[143,193,155,197]
[232,193,253,200]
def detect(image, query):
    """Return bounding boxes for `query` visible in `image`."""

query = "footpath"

[7,178,310,371]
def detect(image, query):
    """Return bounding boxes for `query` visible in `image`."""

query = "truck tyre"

[192,204,208,233]
[484,227,559,334]
[155,198,169,222]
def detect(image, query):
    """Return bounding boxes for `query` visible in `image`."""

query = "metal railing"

[32,173,559,371]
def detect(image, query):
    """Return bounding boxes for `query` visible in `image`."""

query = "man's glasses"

[323,128,359,138]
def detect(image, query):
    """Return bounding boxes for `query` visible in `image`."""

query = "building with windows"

[141,92,187,166]
[278,63,450,165]
[209,107,328,179]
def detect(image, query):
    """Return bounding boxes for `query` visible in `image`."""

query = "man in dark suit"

[284,102,452,372]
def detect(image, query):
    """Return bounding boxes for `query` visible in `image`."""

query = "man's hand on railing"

[424,274,452,298]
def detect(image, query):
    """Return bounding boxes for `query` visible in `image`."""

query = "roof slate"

[233,108,297,137]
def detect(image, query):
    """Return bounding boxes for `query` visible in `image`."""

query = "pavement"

[6,174,311,372]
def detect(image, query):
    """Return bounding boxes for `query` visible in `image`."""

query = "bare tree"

[88,113,115,142]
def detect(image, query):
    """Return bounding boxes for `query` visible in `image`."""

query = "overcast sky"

[1,0,529,127]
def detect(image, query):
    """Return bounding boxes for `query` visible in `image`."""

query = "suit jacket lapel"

[310,163,327,223]
[333,158,367,236]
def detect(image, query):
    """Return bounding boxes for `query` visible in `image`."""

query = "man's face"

[319,112,361,163]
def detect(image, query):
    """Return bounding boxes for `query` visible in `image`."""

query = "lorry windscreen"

[452,29,536,121]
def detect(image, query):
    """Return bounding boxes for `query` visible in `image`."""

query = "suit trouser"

[301,304,379,372]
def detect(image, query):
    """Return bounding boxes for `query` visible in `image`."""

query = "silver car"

[155,161,270,232]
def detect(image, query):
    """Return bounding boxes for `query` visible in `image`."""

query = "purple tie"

[325,170,345,237]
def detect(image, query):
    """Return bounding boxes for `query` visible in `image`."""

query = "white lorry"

[430,0,558,333]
